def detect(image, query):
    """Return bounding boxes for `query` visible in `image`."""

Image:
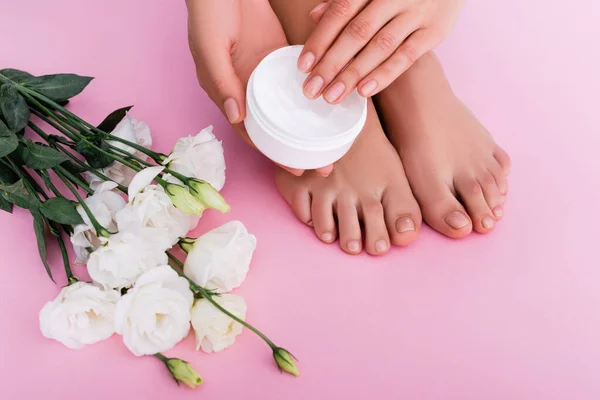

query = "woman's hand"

[298,0,466,103]
[186,0,333,176]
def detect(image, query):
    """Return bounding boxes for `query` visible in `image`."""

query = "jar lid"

[251,45,367,144]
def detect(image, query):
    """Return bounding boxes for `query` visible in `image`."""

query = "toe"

[455,176,496,234]
[336,198,362,255]
[381,186,421,247]
[479,170,505,219]
[360,199,391,255]
[418,182,473,239]
[494,147,512,176]
[488,161,509,196]
[311,192,337,244]
[289,189,312,227]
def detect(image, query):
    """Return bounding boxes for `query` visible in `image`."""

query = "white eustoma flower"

[191,294,246,353]
[114,266,193,356]
[108,114,152,158]
[162,126,226,191]
[116,167,199,244]
[183,221,256,293]
[39,282,119,349]
[87,226,171,289]
[70,181,126,264]
[85,115,152,190]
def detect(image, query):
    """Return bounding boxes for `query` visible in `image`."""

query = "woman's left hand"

[298,0,466,103]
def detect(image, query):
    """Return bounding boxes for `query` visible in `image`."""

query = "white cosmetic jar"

[245,45,367,170]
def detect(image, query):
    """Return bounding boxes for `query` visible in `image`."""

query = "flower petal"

[128,166,165,199]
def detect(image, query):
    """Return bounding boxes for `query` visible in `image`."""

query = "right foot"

[276,101,422,255]
[376,53,511,238]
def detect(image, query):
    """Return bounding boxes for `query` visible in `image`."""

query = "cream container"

[245,45,367,170]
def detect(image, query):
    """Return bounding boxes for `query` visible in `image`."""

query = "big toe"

[418,183,473,239]
[382,185,422,247]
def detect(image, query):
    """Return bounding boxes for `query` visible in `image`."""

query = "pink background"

[1,0,599,399]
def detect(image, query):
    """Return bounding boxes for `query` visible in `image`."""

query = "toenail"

[307,220,314,227]
[321,232,333,242]
[375,240,388,253]
[347,240,360,253]
[445,211,470,230]
[493,206,503,218]
[396,217,416,233]
[482,216,495,229]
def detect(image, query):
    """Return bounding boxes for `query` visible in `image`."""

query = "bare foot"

[276,101,421,255]
[376,52,511,238]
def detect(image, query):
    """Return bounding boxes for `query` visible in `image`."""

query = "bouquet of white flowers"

[0,69,298,388]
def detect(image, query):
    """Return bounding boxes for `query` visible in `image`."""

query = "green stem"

[29,107,79,139]
[17,165,49,200]
[54,169,111,237]
[17,82,167,163]
[54,225,77,284]
[166,252,277,350]
[154,353,168,363]
[1,158,46,203]
[34,170,62,198]
[55,165,93,195]
[30,124,128,194]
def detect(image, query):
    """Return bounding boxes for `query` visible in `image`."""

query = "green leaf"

[23,74,93,101]
[22,141,69,169]
[0,84,30,131]
[0,120,18,157]
[97,105,133,133]
[0,163,18,185]
[0,194,12,213]
[0,179,33,209]
[31,209,54,282]
[40,197,83,225]
[76,138,113,168]
[0,69,34,83]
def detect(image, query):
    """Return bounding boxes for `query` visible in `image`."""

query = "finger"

[277,163,305,177]
[358,29,435,97]
[316,164,334,177]
[322,13,420,103]
[306,2,399,102]
[187,12,246,124]
[297,0,366,74]
[309,1,329,23]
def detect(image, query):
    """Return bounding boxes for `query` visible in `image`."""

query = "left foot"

[376,53,511,238]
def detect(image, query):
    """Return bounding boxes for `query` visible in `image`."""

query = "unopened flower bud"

[273,347,299,377]
[187,179,230,213]
[165,183,205,215]
[165,358,202,388]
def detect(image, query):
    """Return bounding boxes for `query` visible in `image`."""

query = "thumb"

[195,46,247,124]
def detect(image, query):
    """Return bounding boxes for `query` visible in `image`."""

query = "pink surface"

[1,0,599,399]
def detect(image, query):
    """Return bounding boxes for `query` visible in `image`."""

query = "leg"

[269,0,421,254]
[375,52,511,237]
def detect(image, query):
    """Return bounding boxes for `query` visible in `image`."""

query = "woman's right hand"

[186,0,334,177]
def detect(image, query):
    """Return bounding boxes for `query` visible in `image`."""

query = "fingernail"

[482,216,495,229]
[307,220,314,227]
[304,76,324,98]
[493,206,503,218]
[324,81,345,103]
[309,2,328,16]
[298,52,316,72]
[223,98,239,123]
[375,240,388,253]
[347,240,360,253]
[359,80,378,97]
[396,217,415,233]
[445,211,470,230]
[321,232,333,242]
